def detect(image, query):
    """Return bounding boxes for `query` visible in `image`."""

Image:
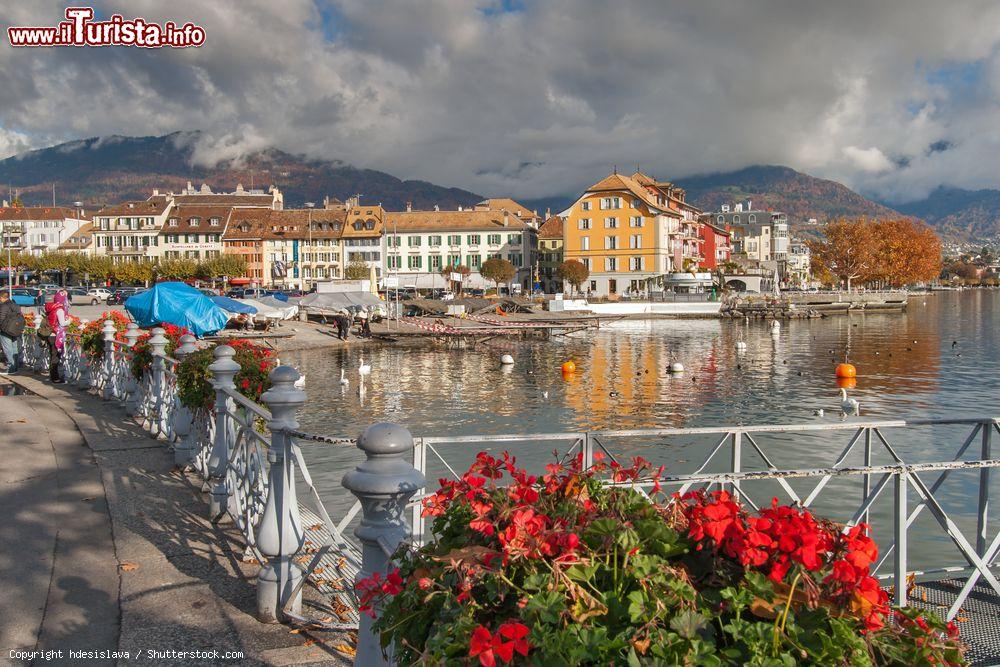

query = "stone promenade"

[0,375,353,666]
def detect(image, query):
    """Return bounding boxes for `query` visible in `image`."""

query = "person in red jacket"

[44,289,70,383]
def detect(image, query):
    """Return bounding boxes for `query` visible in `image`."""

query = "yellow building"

[563,171,703,297]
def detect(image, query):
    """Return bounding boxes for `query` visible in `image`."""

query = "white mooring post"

[148,327,169,436]
[101,319,116,398]
[171,334,199,466]
[256,365,307,622]
[343,423,425,667]
[123,322,141,413]
[207,345,239,521]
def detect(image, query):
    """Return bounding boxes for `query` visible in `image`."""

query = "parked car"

[67,287,100,305]
[87,288,113,302]
[37,283,60,291]
[10,288,41,307]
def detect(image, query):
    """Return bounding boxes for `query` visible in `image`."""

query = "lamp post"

[303,202,314,292]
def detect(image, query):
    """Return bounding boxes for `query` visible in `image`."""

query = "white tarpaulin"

[298,291,383,312]
[236,298,296,320]
[255,296,300,320]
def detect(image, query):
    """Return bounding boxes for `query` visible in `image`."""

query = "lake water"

[282,290,1000,572]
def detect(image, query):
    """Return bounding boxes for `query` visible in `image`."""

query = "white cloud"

[1,0,1000,202]
[843,146,894,172]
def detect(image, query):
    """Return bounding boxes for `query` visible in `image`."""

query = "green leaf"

[669,609,709,640]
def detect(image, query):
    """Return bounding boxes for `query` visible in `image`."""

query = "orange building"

[563,171,704,296]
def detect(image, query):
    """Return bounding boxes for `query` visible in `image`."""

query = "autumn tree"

[556,259,589,295]
[344,260,371,280]
[197,255,247,281]
[480,258,517,294]
[867,219,942,287]
[156,258,198,280]
[807,219,876,290]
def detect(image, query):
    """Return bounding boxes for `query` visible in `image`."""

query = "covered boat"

[125,282,230,337]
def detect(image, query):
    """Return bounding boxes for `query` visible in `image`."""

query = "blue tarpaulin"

[210,295,258,314]
[125,282,230,337]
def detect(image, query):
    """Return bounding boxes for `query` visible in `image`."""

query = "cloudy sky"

[2,0,1000,202]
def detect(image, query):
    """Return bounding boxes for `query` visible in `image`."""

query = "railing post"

[171,335,199,467]
[582,432,594,470]
[977,422,992,557]
[862,427,872,529]
[123,323,141,412]
[101,319,116,398]
[148,328,168,436]
[893,467,908,608]
[730,431,742,496]
[74,320,91,389]
[256,365,307,623]
[207,345,240,521]
[410,437,427,547]
[343,424,426,667]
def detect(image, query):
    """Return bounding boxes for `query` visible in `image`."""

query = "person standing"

[334,309,350,341]
[44,289,70,383]
[0,292,26,374]
[358,308,372,339]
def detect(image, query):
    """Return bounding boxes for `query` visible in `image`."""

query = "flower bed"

[129,323,190,380]
[360,453,965,666]
[79,311,130,359]
[176,338,276,411]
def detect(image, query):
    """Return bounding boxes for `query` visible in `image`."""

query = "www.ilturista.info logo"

[7,7,205,48]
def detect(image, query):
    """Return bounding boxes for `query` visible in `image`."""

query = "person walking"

[0,292,26,374]
[334,309,350,341]
[43,289,70,383]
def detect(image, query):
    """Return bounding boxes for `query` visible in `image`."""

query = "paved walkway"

[0,375,353,666]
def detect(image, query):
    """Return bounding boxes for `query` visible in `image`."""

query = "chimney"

[545,207,551,219]
[458,205,463,211]
[433,204,440,212]
[406,201,412,212]
[533,209,538,217]
[746,199,752,211]
[503,211,510,227]
[128,202,134,209]
[152,189,159,196]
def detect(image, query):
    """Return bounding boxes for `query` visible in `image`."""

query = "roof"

[383,209,530,233]
[59,222,94,249]
[222,208,347,241]
[161,206,233,234]
[702,221,730,237]
[477,198,539,219]
[223,209,270,240]
[586,173,674,213]
[0,206,89,221]
[342,205,385,238]
[96,196,171,217]
[537,215,564,239]
[172,193,274,207]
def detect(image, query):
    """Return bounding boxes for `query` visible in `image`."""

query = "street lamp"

[304,202,314,291]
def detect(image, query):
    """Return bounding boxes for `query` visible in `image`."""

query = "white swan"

[840,388,860,416]
[276,357,305,388]
[340,368,349,386]
[358,357,371,377]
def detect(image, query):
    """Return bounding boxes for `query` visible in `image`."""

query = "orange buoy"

[835,363,857,378]
[837,376,857,389]
[561,361,576,373]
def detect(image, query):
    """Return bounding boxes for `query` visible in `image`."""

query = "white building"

[93,196,173,262]
[0,206,90,255]
[383,208,538,289]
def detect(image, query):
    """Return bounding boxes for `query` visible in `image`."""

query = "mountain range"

[1,133,997,245]
[0,132,482,212]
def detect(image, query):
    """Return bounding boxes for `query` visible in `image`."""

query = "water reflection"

[285,291,996,438]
